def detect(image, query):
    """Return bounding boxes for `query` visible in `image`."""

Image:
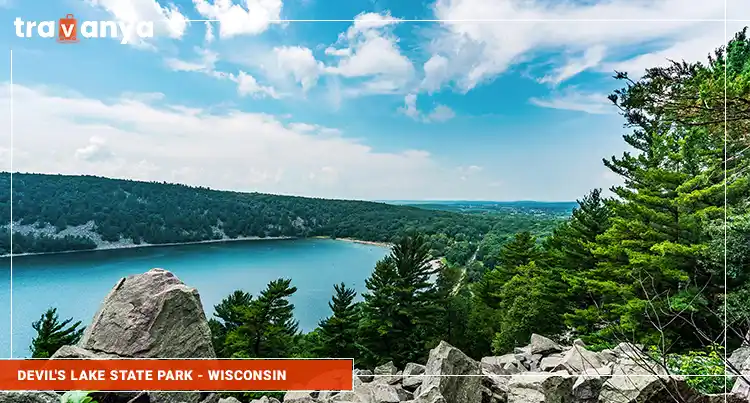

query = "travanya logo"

[14,15,154,44]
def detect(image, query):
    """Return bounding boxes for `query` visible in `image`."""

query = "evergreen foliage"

[30,308,85,358]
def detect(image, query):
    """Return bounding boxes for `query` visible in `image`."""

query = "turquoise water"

[0,238,390,358]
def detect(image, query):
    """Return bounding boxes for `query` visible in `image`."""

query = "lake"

[0,238,390,358]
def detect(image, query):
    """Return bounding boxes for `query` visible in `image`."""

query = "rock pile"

[282,335,746,403]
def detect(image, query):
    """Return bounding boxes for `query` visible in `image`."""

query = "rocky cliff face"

[1,269,748,403]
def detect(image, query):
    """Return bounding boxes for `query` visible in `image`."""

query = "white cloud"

[233,71,279,98]
[204,21,215,44]
[325,47,351,57]
[287,123,342,136]
[426,0,725,92]
[75,137,115,162]
[324,11,414,96]
[272,46,323,92]
[421,55,450,93]
[2,83,490,200]
[457,165,483,181]
[165,48,219,72]
[166,48,281,98]
[400,93,419,119]
[529,89,614,114]
[426,105,456,122]
[346,11,399,37]
[193,0,283,38]
[601,35,721,77]
[86,0,189,46]
[398,94,456,123]
[539,46,606,85]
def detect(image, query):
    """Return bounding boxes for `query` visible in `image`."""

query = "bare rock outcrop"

[50,269,218,403]
[78,268,215,359]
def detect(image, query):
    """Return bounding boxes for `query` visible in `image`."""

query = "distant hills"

[0,173,568,256]
[381,200,577,217]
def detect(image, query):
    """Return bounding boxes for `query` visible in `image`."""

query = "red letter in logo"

[58,14,78,43]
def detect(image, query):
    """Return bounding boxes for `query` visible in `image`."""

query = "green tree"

[477,262,568,354]
[566,31,749,349]
[224,279,299,358]
[544,189,611,272]
[434,263,471,350]
[495,231,539,282]
[315,283,361,361]
[30,308,85,358]
[357,257,399,367]
[359,234,441,367]
[210,290,253,357]
[541,189,612,334]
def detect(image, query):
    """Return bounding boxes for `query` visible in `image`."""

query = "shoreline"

[330,237,392,248]
[0,235,391,259]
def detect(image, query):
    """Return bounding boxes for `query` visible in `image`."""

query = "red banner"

[0,359,353,391]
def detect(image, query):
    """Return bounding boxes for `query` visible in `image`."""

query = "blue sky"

[0,0,745,201]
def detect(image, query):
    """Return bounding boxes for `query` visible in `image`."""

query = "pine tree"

[489,262,568,354]
[316,283,361,361]
[210,290,253,357]
[30,308,85,358]
[359,234,441,367]
[495,231,539,282]
[225,279,299,358]
[544,189,611,272]
[434,263,470,350]
[567,37,742,347]
[541,189,612,334]
[358,257,399,367]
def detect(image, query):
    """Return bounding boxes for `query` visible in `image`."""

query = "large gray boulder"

[48,269,217,403]
[731,346,750,399]
[539,356,563,372]
[571,366,612,403]
[729,347,750,375]
[374,362,398,376]
[402,363,426,390]
[598,358,700,403]
[507,371,574,403]
[283,391,318,403]
[354,369,375,383]
[481,370,509,402]
[529,334,562,356]
[327,382,403,403]
[79,268,215,358]
[413,386,446,403]
[732,374,750,400]
[365,383,401,403]
[611,343,644,361]
[555,345,604,374]
[150,393,218,403]
[373,362,400,385]
[481,354,524,375]
[418,341,482,403]
[0,392,60,403]
[51,344,120,359]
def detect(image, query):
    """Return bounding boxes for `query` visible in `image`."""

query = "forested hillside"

[0,173,562,257]
[392,200,578,217]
